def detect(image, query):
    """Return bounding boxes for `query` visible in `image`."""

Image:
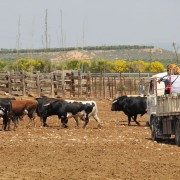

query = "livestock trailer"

[147,72,180,146]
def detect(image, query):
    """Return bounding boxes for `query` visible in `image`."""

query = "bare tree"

[45,9,48,49]
[173,42,179,64]
[16,16,21,51]
[60,9,64,48]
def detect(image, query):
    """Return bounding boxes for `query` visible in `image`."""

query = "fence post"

[108,77,111,98]
[62,71,65,97]
[134,79,137,94]
[51,72,55,97]
[114,76,116,98]
[22,71,26,96]
[119,73,122,96]
[78,70,82,98]
[36,71,40,96]
[99,73,102,98]
[124,77,126,96]
[130,79,132,95]
[111,77,113,98]
[103,73,106,99]
[71,72,75,97]
[95,76,97,98]
[91,76,94,98]
[88,71,92,97]
[7,71,12,95]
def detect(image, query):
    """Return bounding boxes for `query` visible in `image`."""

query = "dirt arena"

[0,98,180,180]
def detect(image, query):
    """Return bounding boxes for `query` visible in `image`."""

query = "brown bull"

[9,100,38,130]
[167,64,180,75]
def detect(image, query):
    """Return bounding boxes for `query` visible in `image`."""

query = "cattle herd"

[0,96,147,131]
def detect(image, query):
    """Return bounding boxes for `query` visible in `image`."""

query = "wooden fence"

[0,71,151,99]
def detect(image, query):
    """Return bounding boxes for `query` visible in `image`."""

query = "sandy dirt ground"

[0,98,180,180]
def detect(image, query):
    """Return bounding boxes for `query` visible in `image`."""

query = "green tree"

[112,60,128,72]
[11,58,51,72]
[11,58,29,71]
[0,60,8,71]
[65,59,80,70]
[128,60,148,72]
[34,59,51,72]
[79,59,91,72]
[148,61,165,72]
[90,59,113,73]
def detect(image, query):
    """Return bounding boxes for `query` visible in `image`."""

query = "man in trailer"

[158,74,179,95]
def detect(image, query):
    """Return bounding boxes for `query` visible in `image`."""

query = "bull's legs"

[2,116,8,130]
[26,117,37,128]
[60,114,68,128]
[132,114,140,126]
[26,112,37,128]
[7,121,11,130]
[12,117,18,130]
[38,116,44,127]
[82,120,89,128]
[26,118,32,128]
[74,117,79,127]
[82,115,89,129]
[33,117,37,127]
[61,118,68,128]
[3,116,16,131]
[42,116,48,127]
[93,114,101,128]
[73,115,79,127]
[128,115,131,126]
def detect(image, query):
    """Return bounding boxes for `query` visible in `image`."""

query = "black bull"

[0,101,11,130]
[0,98,16,130]
[111,96,147,125]
[36,98,96,128]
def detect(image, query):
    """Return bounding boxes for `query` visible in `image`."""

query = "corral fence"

[0,71,154,99]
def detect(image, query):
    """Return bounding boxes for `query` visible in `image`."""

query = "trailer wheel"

[151,117,161,142]
[151,122,158,141]
[175,121,180,146]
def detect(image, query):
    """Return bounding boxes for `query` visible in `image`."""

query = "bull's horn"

[44,103,50,106]
[112,100,117,104]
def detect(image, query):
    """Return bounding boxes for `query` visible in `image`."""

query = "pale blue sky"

[0,0,179,50]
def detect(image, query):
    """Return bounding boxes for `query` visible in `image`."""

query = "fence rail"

[0,71,152,99]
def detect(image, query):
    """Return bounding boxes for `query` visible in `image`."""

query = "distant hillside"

[0,45,179,66]
[152,42,180,52]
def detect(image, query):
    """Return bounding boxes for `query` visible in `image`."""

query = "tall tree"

[45,9,48,49]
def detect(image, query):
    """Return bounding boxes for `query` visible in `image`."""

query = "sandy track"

[0,99,180,179]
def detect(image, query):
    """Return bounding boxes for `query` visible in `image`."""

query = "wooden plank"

[0,80,8,84]
[0,87,9,91]
[25,80,37,84]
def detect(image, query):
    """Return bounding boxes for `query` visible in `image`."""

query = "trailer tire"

[175,121,180,146]
[151,121,159,142]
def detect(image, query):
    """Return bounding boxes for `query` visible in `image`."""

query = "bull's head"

[111,96,128,111]
[111,99,119,111]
